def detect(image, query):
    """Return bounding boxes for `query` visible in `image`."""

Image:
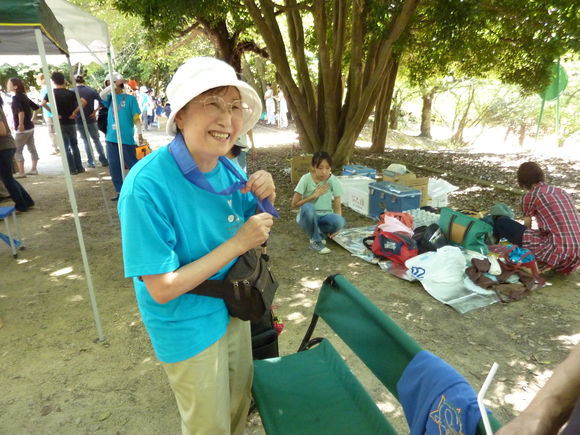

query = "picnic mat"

[333,227,499,314]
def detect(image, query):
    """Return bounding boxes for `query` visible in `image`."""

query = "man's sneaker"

[309,241,330,254]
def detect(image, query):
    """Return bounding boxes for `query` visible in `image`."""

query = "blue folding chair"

[0,206,23,258]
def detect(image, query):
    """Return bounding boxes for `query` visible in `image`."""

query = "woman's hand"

[242,170,276,203]
[233,213,274,253]
[313,182,330,198]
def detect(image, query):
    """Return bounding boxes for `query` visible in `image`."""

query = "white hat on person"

[104,71,124,84]
[165,57,261,137]
[139,85,148,93]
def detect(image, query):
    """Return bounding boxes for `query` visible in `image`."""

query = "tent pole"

[66,58,114,225]
[35,28,105,342]
[106,51,127,184]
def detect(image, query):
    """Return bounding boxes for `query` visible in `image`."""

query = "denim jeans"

[106,141,138,193]
[0,148,34,212]
[60,124,84,172]
[77,122,108,166]
[298,203,346,242]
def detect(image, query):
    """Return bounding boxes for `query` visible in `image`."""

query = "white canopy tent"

[0,0,129,342]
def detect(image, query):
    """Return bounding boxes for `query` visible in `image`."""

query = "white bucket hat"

[104,71,124,84]
[139,85,148,93]
[165,57,262,137]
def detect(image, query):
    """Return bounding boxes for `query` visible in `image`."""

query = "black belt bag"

[188,249,279,324]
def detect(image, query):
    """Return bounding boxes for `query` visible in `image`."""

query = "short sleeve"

[119,190,180,278]
[294,173,311,195]
[102,94,112,109]
[330,175,344,197]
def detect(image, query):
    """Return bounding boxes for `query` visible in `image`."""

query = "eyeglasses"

[191,96,249,120]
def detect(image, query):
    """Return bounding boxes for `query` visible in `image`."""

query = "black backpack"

[412,224,448,254]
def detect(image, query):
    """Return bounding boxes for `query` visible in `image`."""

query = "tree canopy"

[76,0,580,162]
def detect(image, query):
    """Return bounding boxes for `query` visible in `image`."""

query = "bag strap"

[460,220,475,245]
[188,279,227,298]
[445,213,456,241]
[363,236,375,250]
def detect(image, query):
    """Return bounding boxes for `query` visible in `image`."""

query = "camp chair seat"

[253,338,397,434]
[252,275,502,434]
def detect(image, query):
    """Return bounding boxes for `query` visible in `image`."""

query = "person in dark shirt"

[73,75,108,168]
[41,72,86,175]
[0,94,34,212]
[6,77,39,178]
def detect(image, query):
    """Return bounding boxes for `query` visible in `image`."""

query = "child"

[292,151,346,254]
[494,162,580,274]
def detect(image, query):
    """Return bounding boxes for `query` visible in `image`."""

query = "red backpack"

[363,229,418,265]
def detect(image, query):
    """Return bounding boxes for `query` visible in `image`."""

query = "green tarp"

[0,0,68,55]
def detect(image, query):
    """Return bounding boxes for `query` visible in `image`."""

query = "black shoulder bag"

[187,246,278,323]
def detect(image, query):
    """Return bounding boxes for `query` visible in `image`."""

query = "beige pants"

[45,116,59,153]
[162,317,253,435]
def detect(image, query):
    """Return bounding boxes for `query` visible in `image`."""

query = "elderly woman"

[118,58,276,435]
[495,162,580,274]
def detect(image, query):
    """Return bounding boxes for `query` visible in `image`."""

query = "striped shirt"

[522,182,580,274]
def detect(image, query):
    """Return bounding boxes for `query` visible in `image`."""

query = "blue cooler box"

[368,181,421,217]
[342,165,376,178]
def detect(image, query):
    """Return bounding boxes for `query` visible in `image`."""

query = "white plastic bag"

[428,178,459,199]
[405,246,466,283]
[405,246,469,304]
[386,163,408,174]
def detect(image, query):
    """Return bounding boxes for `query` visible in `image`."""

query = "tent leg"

[35,28,105,342]
[66,58,114,225]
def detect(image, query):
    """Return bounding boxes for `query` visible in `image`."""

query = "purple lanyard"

[170,132,278,217]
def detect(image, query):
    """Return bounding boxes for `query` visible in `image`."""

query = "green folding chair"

[252,274,502,434]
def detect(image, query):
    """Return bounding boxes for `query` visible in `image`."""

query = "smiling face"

[175,86,242,170]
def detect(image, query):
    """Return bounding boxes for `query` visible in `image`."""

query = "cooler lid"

[369,181,421,196]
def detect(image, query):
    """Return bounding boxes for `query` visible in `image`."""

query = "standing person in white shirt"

[264,83,276,125]
[276,85,288,128]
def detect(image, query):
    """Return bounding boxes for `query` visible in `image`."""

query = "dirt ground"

[1,122,580,435]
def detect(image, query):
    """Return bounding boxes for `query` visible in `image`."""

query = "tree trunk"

[419,87,438,139]
[370,60,399,154]
[518,124,526,146]
[451,87,475,145]
[241,0,420,168]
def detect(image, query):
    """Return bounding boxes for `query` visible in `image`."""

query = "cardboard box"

[382,170,429,207]
[347,186,370,216]
[336,175,374,204]
[342,165,376,178]
[368,181,421,218]
[405,178,430,207]
[291,155,313,183]
[427,195,448,208]
[382,170,417,183]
